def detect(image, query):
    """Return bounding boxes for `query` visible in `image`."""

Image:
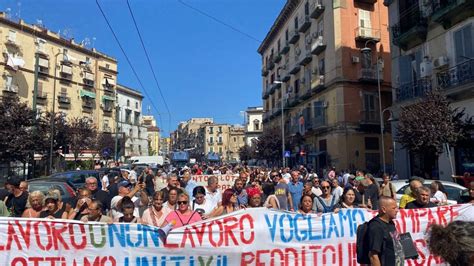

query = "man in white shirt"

[281,167,291,184]
[129,166,138,185]
[205,176,222,209]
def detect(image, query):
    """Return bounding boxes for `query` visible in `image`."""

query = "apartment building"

[116,84,148,158]
[386,0,474,179]
[0,12,117,132]
[199,124,245,162]
[142,115,160,155]
[159,137,171,157]
[259,0,392,172]
[244,106,264,146]
[173,118,214,158]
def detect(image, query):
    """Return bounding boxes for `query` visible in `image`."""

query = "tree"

[254,126,282,165]
[238,144,255,162]
[397,91,472,175]
[67,117,97,165]
[94,132,115,160]
[0,96,47,166]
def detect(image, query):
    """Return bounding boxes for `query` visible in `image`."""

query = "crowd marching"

[0,164,473,229]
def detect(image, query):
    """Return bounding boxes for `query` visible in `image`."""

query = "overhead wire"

[176,0,262,43]
[95,0,164,130]
[126,0,172,134]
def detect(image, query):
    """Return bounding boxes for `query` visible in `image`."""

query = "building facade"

[142,115,160,155]
[0,12,117,132]
[159,137,171,157]
[174,118,214,158]
[386,0,474,179]
[259,0,392,172]
[245,106,264,146]
[199,124,246,162]
[116,84,148,158]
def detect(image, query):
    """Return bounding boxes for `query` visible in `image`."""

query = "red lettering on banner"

[191,223,206,246]
[69,223,87,250]
[5,222,23,250]
[406,239,443,266]
[322,245,336,265]
[223,216,239,246]
[285,248,299,266]
[34,221,53,250]
[51,222,70,250]
[84,256,116,266]
[11,257,27,266]
[181,227,196,248]
[256,249,270,266]
[308,245,322,264]
[15,220,31,249]
[240,214,254,244]
[208,220,224,247]
[271,248,285,265]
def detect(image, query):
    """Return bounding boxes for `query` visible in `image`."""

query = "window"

[125,110,132,124]
[8,30,16,42]
[234,137,237,142]
[277,39,281,52]
[285,29,289,41]
[209,127,214,134]
[305,2,309,15]
[134,112,140,125]
[358,9,372,30]
[254,119,260,130]
[106,64,110,69]
[219,147,222,154]
[127,99,130,107]
[365,137,379,150]
[318,58,325,75]
[313,100,326,125]
[454,24,473,63]
[38,57,49,74]
[363,94,376,111]
[135,102,138,109]
[218,136,223,143]
[209,137,213,143]
[5,75,13,87]
[63,49,69,62]
[60,88,67,97]
[210,147,214,153]
[218,126,222,133]
[294,16,299,30]
[294,79,300,94]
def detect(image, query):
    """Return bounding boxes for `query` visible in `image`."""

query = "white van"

[128,156,164,166]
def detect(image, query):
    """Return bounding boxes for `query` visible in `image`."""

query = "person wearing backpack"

[357,196,400,266]
[379,173,396,199]
[312,181,339,213]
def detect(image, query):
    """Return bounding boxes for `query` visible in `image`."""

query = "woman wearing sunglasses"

[161,192,202,228]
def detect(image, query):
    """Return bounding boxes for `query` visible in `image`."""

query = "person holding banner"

[141,191,170,227]
[81,200,112,223]
[161,193,202,228]
[208,189,241,217]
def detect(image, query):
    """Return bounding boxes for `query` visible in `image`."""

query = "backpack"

[356,219,387,264]
[356,221,371,264]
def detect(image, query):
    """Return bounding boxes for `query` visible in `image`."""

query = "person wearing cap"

[40,190,64,219]
[4,176,28,217]
[110,180,147,221]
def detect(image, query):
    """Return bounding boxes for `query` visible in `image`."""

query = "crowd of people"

[0,164,473,230]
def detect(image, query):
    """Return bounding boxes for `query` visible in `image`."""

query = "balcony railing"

[58,95,71,104]
[311,75,325,91]
[299,50,313,66]
[391,5,427,50]
[298,15,311,33]
[313,116,327,129]
[310,0,325,19]
[36,92,48,99]
[396,78,432,102]
[311,36,326,55]
[360,110,380,124]
[354,27,381,42]
[436,59,474,91]
[3,85,18,93]
[359,67,383,83]
[281,42,290,54]
[431,0,474,29]
[289,30,300,44]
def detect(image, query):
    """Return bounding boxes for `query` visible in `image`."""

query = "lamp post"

[273,80,285,168]
[49,52,65,174]
[361,40,386,174]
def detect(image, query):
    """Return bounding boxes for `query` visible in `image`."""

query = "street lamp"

[361,40,386,174]
[273,80,285,168]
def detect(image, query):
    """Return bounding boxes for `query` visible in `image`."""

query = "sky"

[0,0,286,136]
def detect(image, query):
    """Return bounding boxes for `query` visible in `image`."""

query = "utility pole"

[31,54,39,179]
[114,102,120,162]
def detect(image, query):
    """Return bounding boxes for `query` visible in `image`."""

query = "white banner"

[191,174,239,190]
[0,204,472,265]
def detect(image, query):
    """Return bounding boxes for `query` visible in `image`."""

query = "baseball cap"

[117,180,132,189]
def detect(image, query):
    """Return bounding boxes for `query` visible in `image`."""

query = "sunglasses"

[178,201,188,205]
[321,186,330,189]
[271,175,278,178]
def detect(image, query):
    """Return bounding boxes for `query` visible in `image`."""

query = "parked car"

[392,180,468,205]
[28,179,76,202]
[40,170,102,190]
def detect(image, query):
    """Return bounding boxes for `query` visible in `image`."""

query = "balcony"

[261,67,269,77]
[360,110,380,124]
[311,75,325,92]
[262,86,270,99]
[267,61,275,71]
[391,6,427,51]
[359,67,383,83]
[298,16,311,33]
[299,50,313,66]
[103,104,114,112]
[58,95,71,104]
[310,0,325,19]
[273,54,282,63]
[82,100,94,109]
[36,92,48,100]
[300,89,312,101]
[431,0,474,29]
[354,27,381,42]
[355,0,377,4]
[282,71,291,82]
[311,36,326,55]
[396,78,432,102]
[5,37,21,50]
[281,42,290,54]
[288,94,300,107]
[3,85,18,94]
[436,59,474,92]
[289,30,300,44]
[289,64,301,75]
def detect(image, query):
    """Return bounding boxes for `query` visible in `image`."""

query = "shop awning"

[80,90,96,99]
[102,95,115,101]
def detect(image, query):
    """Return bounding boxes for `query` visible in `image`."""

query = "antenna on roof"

[5,8,11,19]
[147,105,151,115]
[92,37,96,49]
[16,1,21,20]
[81,37,91,47]
[35,19,44,28]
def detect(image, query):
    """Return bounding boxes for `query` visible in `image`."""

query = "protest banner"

[0,204,472,266]
[191,174,239,190]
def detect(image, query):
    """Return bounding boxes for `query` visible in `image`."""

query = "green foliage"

[253,126,282,165]
[397,91,472,155]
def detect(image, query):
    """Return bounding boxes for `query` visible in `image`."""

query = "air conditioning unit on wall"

[433,56,449,69]
[352,56,360,63]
